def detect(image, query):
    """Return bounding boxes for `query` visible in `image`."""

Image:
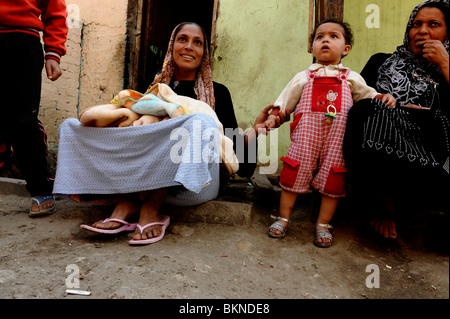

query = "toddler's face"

[311,22,351,65]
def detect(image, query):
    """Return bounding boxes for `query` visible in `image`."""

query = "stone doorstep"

[0,177,254,226]
[166,200,253,227]
[0,177,28,197]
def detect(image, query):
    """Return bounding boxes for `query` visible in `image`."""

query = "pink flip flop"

[80,218,138,234]
[129,215,170,245]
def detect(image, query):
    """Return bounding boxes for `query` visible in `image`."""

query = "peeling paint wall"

[343,0,419,72]
[212,0,312,169]
[40,0,128,149]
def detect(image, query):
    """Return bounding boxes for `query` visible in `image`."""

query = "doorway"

[126,0,218,93]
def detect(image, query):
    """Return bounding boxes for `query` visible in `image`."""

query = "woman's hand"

[252,104,290,135]
[418,39,449,83]
[245,104,291,146]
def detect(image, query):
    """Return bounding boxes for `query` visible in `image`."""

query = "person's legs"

[24,120,55,213]
[0,33,54,212]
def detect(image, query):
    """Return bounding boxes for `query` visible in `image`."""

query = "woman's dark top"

[361,53,449,117]
[169,80,256,178]
[360,53,391,89]
[344,53,449,212]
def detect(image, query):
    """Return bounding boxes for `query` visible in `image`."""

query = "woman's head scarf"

[151,22,215,109]
[376,0,449,108]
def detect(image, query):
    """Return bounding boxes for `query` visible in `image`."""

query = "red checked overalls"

[279,69,353,198]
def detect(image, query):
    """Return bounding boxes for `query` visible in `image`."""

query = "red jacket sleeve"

[40,0,68,62]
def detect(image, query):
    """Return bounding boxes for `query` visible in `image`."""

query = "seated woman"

[343,0,449,239]
[53,22,287,245]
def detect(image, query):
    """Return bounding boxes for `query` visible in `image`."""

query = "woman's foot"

[131,189,167,242]
[91,199,139,230]
[370,219,397,239]
[131,203,163,241]
[132,215,163,241]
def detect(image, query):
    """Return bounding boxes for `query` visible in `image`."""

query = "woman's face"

[408,7,448,54]
[173,24,205,80]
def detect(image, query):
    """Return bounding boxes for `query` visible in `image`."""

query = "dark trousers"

[0,32,53,196]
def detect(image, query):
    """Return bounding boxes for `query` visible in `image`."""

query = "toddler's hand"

[382,94,396,107]
[264,115,277,132]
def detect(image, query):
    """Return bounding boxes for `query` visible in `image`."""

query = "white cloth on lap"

[53,113,220,206]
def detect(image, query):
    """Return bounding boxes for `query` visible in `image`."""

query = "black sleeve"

[213,82,238,129]
[360,53,392,89]
[213,82,257,178]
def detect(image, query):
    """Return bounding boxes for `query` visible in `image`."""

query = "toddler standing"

[265,19,396,247]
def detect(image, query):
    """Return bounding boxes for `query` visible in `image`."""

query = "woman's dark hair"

[309,19,354,51]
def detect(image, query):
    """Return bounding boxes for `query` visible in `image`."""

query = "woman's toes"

[92,220,119,230]
[133,226,161,241]
[370,219,397,239]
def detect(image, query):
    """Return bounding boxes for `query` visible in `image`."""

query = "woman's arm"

[214,83,256,178]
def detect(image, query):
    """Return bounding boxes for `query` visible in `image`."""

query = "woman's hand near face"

[417,39,449,83]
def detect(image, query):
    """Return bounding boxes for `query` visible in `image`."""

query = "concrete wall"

[212,0,312,172]
[343,0,419,72]
[40,0,128,149]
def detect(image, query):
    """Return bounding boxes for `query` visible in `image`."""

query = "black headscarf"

[376,0,449,110]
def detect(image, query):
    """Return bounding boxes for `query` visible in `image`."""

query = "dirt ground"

[0,177,448,306]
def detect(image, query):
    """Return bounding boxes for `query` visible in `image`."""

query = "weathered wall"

[212,0,312,172]
[343,0,419,72]
[40,0,128,149]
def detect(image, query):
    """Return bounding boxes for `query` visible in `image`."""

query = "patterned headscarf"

[151,22,215,109]
[376,0,449,109]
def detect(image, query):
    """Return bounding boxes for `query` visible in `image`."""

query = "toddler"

[266,19,396,247]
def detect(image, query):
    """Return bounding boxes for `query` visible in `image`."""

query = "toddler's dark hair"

[309,19,354,54]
